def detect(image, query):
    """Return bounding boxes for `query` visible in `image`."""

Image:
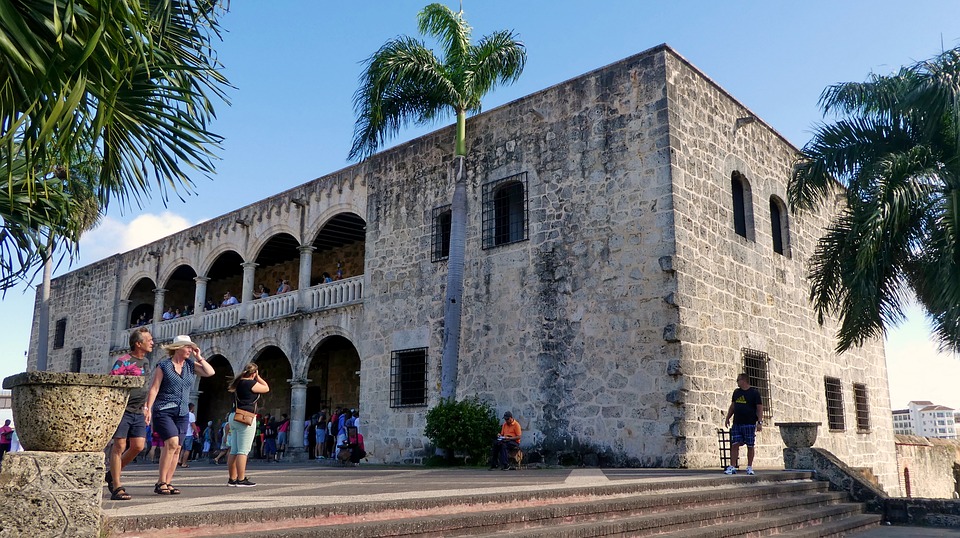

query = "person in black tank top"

[226,363,270,487]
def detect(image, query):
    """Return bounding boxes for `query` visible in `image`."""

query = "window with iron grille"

[70,348,82,373]
[824,377,845,431]
[54,318,67,349]
[482,172,528,249]
[853,383,870,432]
[431,205,452,262]
[741,348,772,419]
[390,348,428,408]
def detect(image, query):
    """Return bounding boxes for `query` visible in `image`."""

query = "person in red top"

[489,411,522,471]
[0,419,13,462]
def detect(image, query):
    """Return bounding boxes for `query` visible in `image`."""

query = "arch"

[120,272,156,301]
[305,204,366,243]
[298,325,358,378]
[157,257,196,286]
[243,336,288,367]
[304,335,360,419]
[307,212,366,286]
[769,195,790,257]
[159,264,198,317]
[198,242,245,277]
[196,354,236,431]
[251,345,294,419]
[125,277,157,326]
[248,225,300,260]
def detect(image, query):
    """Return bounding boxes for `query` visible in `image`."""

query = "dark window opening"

[741,348,773,419]
[824,377,845,431]
[770,196,789,256]
[54,318,67,349]
[390,348,427,408]
[853,383,870,432]
[431,206,452,262]
[70,348,82,373]
[482,172,528,249]
[731,171,754,241]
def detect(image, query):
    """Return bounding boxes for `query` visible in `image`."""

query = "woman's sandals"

[110,486,132,501]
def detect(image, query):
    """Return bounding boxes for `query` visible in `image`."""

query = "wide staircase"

[107,471,881,537]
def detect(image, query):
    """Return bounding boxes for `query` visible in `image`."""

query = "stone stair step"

[772,513,882,537]
[613,504,868,537]
[199,484,847,538]
[479,492,856,537]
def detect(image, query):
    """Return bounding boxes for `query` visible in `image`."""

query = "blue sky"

[2,1,959,411]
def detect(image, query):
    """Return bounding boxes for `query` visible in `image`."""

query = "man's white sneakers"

[746,466,755,475]
[724,466,736,474]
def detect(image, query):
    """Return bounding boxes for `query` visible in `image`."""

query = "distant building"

[892,401,957,439]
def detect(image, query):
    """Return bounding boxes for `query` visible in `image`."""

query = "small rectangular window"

[853,383,870,432]
[70,348,82,373]
[482,172,528,249]
[741,348,772,419]
[824,377,845,431]
[431,205,452,262]
[390,348,428,408]
[54,318,67,349]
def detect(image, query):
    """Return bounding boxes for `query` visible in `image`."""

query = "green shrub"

[424,396,500,464]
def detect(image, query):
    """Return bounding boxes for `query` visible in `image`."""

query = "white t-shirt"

[186,411,196,438]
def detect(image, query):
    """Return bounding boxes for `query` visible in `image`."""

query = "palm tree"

[0,0,230,290]
[349,3,526,399]
[789,47,960,353]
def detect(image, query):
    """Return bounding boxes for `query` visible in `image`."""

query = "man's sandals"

[105,472,132,501]
[154,482,181,495]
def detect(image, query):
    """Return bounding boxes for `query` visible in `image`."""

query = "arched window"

[731,171,754,241]
[769,195,790,256]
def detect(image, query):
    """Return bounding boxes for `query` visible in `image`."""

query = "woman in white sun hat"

[145,335,215,495]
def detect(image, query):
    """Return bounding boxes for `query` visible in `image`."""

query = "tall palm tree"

[789,47,960,353]
[0,0,230,290]
[349,3,526,399]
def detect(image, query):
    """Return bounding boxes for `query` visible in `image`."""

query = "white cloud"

[884,305,960,411]
[77,211,197,265]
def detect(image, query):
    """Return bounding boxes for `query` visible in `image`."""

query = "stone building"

[27,44,899,493]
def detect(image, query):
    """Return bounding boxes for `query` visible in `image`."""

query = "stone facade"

[28,45,898,492]
[895,434,960,499]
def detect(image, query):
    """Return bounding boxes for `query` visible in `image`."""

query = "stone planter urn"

[775,421,821,449]
[2,371,144,452]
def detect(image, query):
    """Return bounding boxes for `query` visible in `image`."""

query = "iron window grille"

[824,377,845,431]
[741,348,773,419]
[431,205,452,262]
[390,348,428,408]
[853,383,870,432]
[53,318,67,349]
[482,172,528,249]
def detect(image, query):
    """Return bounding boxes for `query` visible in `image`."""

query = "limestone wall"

[662,51,898,492]
[360,47,682,465]
[895,435,960,499]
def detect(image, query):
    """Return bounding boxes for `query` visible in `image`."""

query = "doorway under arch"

[196,355,235,430]
[254,346,293,419]
[305,335,360,418]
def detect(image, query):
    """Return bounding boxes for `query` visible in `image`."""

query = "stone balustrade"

[112,275,365,350]
[306,275,363,309]
[202,303,241,332]
[155,316,194,341]
[249,292,297,323]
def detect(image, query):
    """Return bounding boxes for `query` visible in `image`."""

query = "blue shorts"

[183,436,194,451]
[153,407,188,445]
[113,410,147,440]
[277,431,287,446]
[730,424,757,447]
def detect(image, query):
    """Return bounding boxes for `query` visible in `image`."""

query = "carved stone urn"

[774,421,821,449]
[2,371,144,452]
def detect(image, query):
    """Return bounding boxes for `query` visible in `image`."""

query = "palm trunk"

[440,155,466,400]
[36,238,54,371]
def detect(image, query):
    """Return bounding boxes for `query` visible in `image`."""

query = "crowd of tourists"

[103,327,364,500]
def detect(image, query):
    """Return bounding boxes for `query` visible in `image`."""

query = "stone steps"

[111,472,880,538]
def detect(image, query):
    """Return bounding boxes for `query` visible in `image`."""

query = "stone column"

[286,378,310,461]
[239,262,257,322]
[116,299,131,346]
[193,277,210,332]
[297,245,315,311]
[151,288,166,331]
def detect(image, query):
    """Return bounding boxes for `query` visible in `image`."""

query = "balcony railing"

[113,275,365,349]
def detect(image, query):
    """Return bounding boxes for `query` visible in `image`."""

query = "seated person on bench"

[490,411,521,470]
